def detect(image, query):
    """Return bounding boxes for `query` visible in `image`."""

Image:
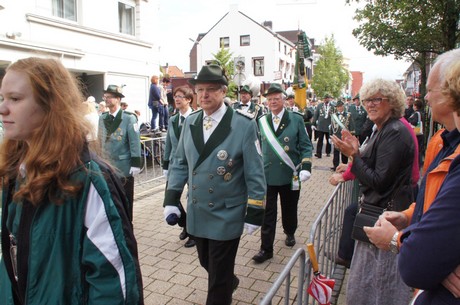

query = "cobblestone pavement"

[133,153,348,305]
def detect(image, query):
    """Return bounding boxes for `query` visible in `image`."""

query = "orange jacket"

[402,129,460,221]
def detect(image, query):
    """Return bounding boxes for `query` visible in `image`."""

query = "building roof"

[162,65,184,78]
[200,9,296,47]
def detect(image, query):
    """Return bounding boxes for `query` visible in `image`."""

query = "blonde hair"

[0,57,91,205]
[359,78,406,118]
[438,52,460,115]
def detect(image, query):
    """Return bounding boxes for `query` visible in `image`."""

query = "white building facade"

[190,5,305,86]
[0,0,159,122]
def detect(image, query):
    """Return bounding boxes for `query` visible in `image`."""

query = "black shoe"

[326,252,351,269]
[232,275,239,292]
[326,154,331,157]
[314,153,322,158]
[179,228,188,240]
[252,250,273,264]
[285,234,296,247]
[184,238,196,248]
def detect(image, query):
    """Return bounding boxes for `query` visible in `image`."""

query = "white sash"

[260,115,301,190]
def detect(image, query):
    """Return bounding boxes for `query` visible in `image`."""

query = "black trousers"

[194,236,240,305]
[123,175,135,222]
[338,202,358,261]
[261,184,300,253]
[333,148,349,170]
[315,130,331,156]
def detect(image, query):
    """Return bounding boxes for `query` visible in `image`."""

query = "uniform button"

[269,162,272,165]
[192,185,197,190]
[209,188,213,193]
[208,202,214,207]
[280,162,283,165]
[192,198,197,204]
[209,174,214,179]
[192,171,197,175]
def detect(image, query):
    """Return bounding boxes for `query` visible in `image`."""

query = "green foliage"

[212,47,237,99]
[348,0,460,96]
[311,35,350,99]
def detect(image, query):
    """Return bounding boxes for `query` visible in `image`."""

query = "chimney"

[263,21,273,30]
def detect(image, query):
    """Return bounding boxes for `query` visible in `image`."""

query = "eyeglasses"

[195,87,222,94]
[363,97,388,105]
[103,95,116,101]
[174,95,186,100]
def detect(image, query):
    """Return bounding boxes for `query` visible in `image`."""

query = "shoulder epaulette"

[235,108,254,119]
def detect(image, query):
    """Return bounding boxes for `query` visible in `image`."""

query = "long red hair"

[0,57,91,205]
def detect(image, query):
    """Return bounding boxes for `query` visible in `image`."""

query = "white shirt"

[239,101,251,114]
[272,108,285,131]
[179,108,193,125]
[203,103,227,143]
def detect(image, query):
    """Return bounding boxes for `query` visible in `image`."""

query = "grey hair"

[359,78,406,118]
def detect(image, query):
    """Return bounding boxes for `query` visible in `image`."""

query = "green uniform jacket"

[164,107,266,241]
[163,113,182,170]
[232,101,263,120]
[329,110,355,138]
[0,153,142,305]
[98,110,141,176]
[347,104,368,136]
[312,102,333,133]
[259,110,313,185]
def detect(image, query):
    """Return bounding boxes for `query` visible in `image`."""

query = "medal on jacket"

[9,233,18,281]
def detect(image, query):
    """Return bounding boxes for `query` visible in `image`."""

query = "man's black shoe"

[326,154,331,157]
[314,153,322,158]
[252,250,273,264]
[179,228,188,240]
[232,275,239,292]
[184,238,196,248]
[285,234,296,247]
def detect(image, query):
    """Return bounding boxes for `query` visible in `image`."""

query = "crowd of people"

[1,48,459,305]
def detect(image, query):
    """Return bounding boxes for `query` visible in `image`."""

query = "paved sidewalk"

[133,154,347,305]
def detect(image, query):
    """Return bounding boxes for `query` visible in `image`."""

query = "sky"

[157,0,411,82]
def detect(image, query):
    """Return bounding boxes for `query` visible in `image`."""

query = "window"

[284,45,287,55]
[119,2,135,35]
[52,0,76,21]
[240,35,250,46]
[253,57,264,76]
[220,37,230,48]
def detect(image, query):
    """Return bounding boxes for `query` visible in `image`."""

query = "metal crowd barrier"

[260,179,357,305]
[136,134,166,185]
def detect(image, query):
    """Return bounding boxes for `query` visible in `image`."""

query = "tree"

[311,35,350,99]
[212,47,238,100]
[348,0,460,96]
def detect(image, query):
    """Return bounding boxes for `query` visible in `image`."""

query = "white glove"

[299,170,311,182]
[163,169,168,177]
[129,167,141,176]
[163,205,181,220]
[311,125,317,131]
[244,223,260,235]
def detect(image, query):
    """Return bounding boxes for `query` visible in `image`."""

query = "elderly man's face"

[267,93,284,115]
[425,65,454,128]
[195,83,226,115]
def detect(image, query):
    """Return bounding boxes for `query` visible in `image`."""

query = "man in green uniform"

[232,85,262,120]
[98,85,141,221]
[163,65,266,305]
[252,83,313,263]
[348,94,368,144]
